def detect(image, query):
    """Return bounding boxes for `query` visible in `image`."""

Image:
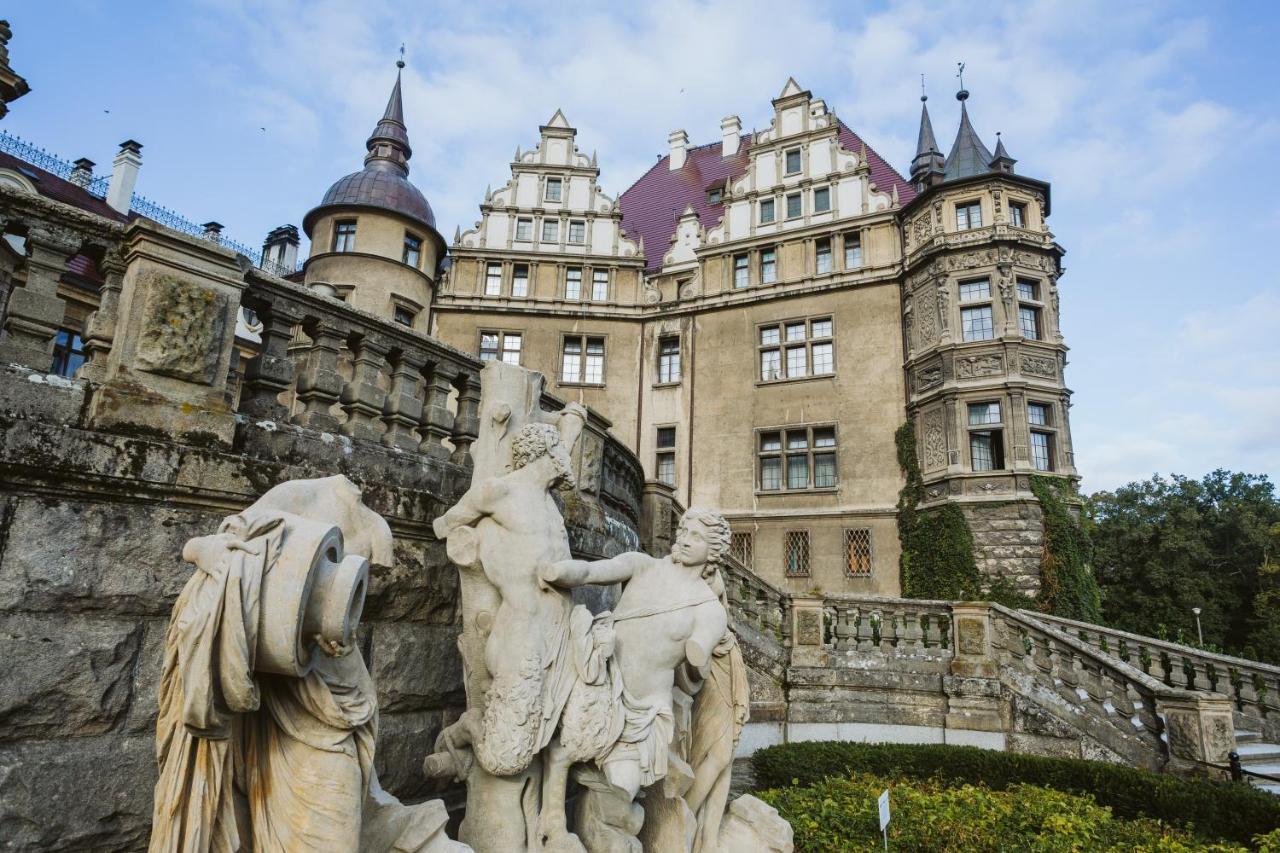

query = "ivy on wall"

[1030,474,1102,622]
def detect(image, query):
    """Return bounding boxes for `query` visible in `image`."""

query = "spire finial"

[920,73,927,103]
[956,61,969,101]
[397,43,405,70]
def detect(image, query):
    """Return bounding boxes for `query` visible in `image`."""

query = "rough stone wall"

[0,365,641,852]
[963,500,1044,596]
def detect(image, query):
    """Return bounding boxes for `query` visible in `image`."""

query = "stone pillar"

[380,353,425,451]
[1158,693,1236,776]
[790,595,827,667]
[292,323,345,432]
[418,364,456,459]
[338,335,388,441]
[0,222,79,370]
[450,372,481,466]
[77,246,125,382]
[944,603,1006,743]
[85,220,245,445]
[238,302,303,421]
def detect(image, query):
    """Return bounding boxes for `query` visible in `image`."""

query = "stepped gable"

[619,121,915,272]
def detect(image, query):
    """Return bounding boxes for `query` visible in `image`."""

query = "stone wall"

[963,499,1044,595]
[0,362,642,852]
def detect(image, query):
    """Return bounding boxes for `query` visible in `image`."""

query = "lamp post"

[1192,607,1204,646]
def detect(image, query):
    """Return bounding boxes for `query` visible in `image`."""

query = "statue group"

[148,361,789,852]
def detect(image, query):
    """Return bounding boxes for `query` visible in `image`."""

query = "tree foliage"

[1089,470,1280,664]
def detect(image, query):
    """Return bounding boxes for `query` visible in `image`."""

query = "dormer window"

[545,177,563,202]
[784,148,802,176]
[332,220,357,252]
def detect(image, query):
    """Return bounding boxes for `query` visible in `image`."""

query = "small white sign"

[878,789,890,831]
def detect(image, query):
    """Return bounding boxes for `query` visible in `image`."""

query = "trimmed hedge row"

[752,741,1280,846]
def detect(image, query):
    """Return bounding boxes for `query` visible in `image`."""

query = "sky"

[4,0,1278,494]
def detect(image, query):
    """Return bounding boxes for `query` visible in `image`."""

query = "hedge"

[759,772,1266,852]
[752,741,1280,846]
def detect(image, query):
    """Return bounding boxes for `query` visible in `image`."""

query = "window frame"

[564,267,582,301]
[1009,201,1027,228]
[655,425,677,486]
[484,262,503,296]
[50,328,85,377]
[515,217,533,241]
[511,263,529,298]
[815,237,833,275]
[955,200,983,231]
[844,232,862,269]
[402,232,422,268]
[332,219,357,253]
[784,147,802,176]
[959,278,995,342]
[784,529,811,577]
[478,329,523,366]
[966,400,1006,471]
[392,305,417,327]
[813,185,831,214]
[568,219,586,244]
[757,316,834,383]
[1030,429,1055,472]
[560,333,606,385]
[760,247,777,284]
[843,528,874,577]
[590,268,609,301]
[733,253,750,289]
[544,177,563,202]
[656,335,681,384]
[729,531,754,570]
[759,198,776,224]
[541,218,559,243]
[785,192,802,220]
[756,423,838,493]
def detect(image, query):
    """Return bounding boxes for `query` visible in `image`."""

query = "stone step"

[1252,782,1280,796]
[1236,742,1280,762]
[1241,760,1280,778]
[1234,730,1261,745]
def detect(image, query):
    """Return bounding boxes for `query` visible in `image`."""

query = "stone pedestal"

[86,220,246,445]
[1158,693,1236,776]
[789,596,827,667]
[944,603,1005,738]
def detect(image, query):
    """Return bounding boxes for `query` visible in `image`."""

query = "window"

[1019,306,1041,340]
[393,305,416,326]
[784,148,802,175]
[760,248,777,283]
[956,201,982,230]
[707,188,723,204]
[758,425,837,491]
[784,530,810,577]
[657,336,681,383]
[545,177,562,202]
[1017,279,1039,301]
[485,263,502,296]
[786,192,802,219]
[1030,430,1054,471]
[512,263,529,297]
[568,220,586,244]
[844,528,873,577]
[403,233,422,267]
[561,335,605,384]
[50,329,84,377]
[565,267,582,300]
[958,279,991,302]
[656,427,676,486]
[1027,402,1050,426]
[541,219,559,242]
[968,402,1004,471]
[733,253,749,288]
[844,233,862,269]
[1009,202,1026,228]
[961,306,994,341]
[815,238,832,274]
[332,219,356,252]
[480,331,522,365]
[758,317,833,381]
[813,186,831,213]
[591,269,609,301]
[729,532,754,569]
[760,198,775,224]
[515,217,533,241]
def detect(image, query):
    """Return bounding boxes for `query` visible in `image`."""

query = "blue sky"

[5,0,1278,493]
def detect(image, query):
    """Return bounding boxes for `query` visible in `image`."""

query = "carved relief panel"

[922,408,947,473]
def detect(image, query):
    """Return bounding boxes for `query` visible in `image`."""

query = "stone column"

[85,220,245,444]
[944,603,1006,745]
[1157,693,1236,776]
[292,323,345,432]
[380,353,425,451]
[417,364,456,459]
[0,221,80,370]
[450,371,481,465]
[790,595,827,667]
[238,301,303,422]
[77,246,125,382]
[339,335,389,441]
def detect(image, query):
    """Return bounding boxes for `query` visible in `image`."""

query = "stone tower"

[301,62,446,331]
[899,84,1075,594]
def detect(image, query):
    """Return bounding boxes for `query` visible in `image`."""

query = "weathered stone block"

[0,734,155,851]
[0,498,209,615]
[368,622,465,713]
[134,273,230,384]
[363,539,459,624]
[376,709,450,802]
[0,612,143,742]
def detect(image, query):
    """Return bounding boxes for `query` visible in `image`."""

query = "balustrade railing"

[1028,612,1280,723]
[823,595,954,656]
[719,551,789,653]
[239,268,481,463]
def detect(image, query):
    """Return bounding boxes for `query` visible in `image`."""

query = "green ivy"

[897,422,1029,604]
[1030,474,1102,621]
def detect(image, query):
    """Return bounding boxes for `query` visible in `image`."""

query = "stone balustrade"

[720,551,789,650]
[1029,611,1280,731]
[823,595,954,657]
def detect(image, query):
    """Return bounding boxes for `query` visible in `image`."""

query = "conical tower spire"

[943,86,994,182]
[989,131,1016,173]
[364,58,412,176]
[909,88,945,190]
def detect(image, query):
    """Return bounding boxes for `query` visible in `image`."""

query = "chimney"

[69,158,95,188]
[201,221,224,243]
[668,129,689,170]
[106,139,142,214]
[720,115,741,157]
[261,224,300,274]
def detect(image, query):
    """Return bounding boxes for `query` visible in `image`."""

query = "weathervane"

[397,43,405,69]
[956,61,969,101]
[956,61,965,89]
[920,73,927,102]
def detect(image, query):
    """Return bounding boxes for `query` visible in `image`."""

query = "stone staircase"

[1235,729,1280,795]
[718,554,1280,787]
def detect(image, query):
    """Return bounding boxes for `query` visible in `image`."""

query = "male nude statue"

[428,407,587,780]
[539,509,730,810]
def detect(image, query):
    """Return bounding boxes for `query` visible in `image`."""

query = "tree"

[1089,470,1280,664]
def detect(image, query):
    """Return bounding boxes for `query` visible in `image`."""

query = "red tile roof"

[0,150,129,223]
[619,121,915,272]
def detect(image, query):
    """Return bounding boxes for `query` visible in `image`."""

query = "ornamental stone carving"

[935,280,951,336]
[1021,355,1057,378]
[916,294,938,349]
[955,353,1003,379]
[947,249,998,271]
[914,363,943,393]
[922,411,947,472]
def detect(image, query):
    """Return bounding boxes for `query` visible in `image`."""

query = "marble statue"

[425,361,790,853]
[148,475,467,853]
